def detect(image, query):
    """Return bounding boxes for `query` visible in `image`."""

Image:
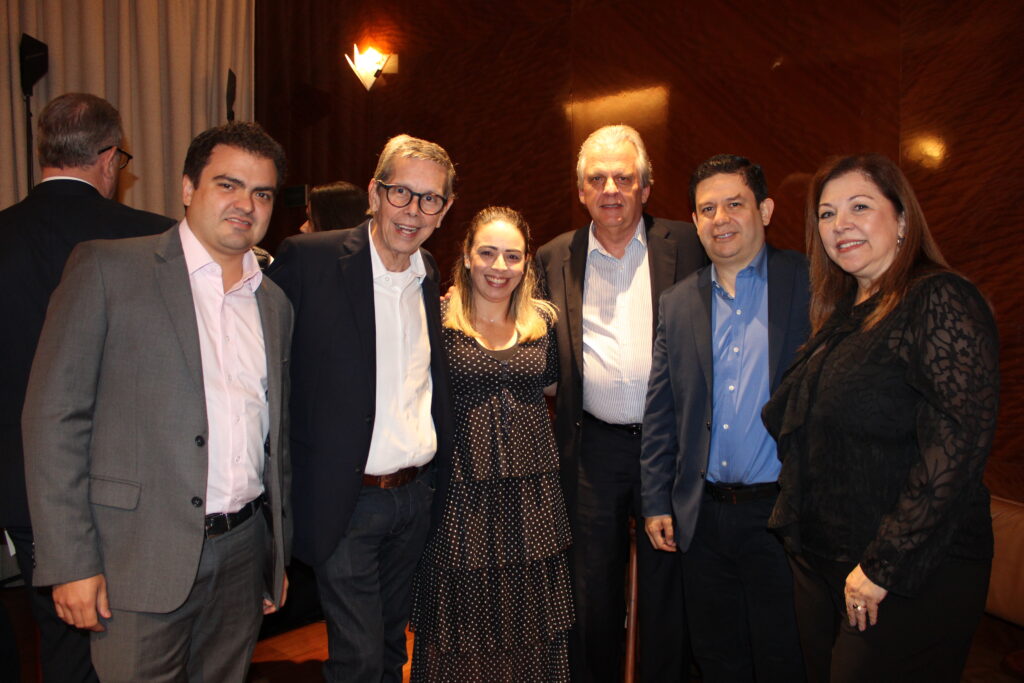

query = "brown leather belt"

[362,465,424,489]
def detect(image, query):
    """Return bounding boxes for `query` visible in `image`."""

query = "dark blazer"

[640,246,810,552]
[22,227,293,610]
[0,179,175,528]
[267,221,453,566]
[535,214,707,511]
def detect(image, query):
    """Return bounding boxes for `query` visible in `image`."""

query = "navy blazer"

[267,221,453,566]
[535,214,707,516]
[0,180,174,528]
[640,246,809,552]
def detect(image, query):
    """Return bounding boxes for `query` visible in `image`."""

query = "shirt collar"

[586,216,647,257]
[178,219,263,291]
[41,176,98,190]
[710,243,768,291]
[367,220,426,281]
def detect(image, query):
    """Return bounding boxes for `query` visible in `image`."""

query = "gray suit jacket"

[22,226,293,613]
[640,246,809,552]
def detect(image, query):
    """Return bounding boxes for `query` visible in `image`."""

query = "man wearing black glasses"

[0,92,174,683]
[267,134,455,683]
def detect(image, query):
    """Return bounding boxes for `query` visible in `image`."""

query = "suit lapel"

[338,224,377,382]
[693,268,714,391]
[645,215,677,336]
[564,227,589,375]
[256,285,282,451]
[154,227,204,393]
[766,246,794,388]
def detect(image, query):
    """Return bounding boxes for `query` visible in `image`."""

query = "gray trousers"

[90,512,267,682]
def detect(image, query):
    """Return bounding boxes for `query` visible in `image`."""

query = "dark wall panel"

[255,0,1022,464]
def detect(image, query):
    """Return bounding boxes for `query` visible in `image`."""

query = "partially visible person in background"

[411,206,573,682]
[299,181,368,233]
[0,92,175,683]
[763,153,999,683]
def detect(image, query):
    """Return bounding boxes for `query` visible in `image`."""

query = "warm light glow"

[564,86,670,130]
[346,44,392,91]
[905,134,947,169]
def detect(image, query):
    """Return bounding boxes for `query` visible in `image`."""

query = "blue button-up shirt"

[707,246,779,485]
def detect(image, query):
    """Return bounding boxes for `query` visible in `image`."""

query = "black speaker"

[20,34,48,97]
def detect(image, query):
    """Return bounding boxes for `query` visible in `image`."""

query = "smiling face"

[578,140,650,235]
[692,172,772,272]
[368,156,452,271]
[465,219,527,307]
[181,144,277,266]
[817,171,905,296]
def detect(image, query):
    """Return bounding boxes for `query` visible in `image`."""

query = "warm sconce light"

[346,44,396,91]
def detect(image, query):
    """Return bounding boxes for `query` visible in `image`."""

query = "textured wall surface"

[255,0,1023,465]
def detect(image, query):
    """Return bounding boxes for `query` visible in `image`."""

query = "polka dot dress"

[410,309,574,682]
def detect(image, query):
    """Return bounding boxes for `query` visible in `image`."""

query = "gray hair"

[38,93,123,168]
[373,134,456,198]
[576,124,653,190]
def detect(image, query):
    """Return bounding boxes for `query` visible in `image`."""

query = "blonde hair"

[445,206,557,342]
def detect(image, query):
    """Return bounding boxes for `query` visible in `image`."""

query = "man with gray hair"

[0,92,174,682]
[268,134,454,682]
[536,124,706,681]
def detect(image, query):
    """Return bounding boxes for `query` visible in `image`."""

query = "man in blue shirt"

[640,154,808,681]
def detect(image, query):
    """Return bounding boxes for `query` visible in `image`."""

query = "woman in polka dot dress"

[410,206,574,681]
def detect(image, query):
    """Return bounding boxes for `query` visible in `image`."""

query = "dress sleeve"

[860,274,999,595]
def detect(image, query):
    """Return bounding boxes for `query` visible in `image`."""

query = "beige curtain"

[0,0,254,219]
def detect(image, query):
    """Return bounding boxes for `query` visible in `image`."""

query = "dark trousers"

[789,551,990,683]
[681,494,803,683]
[315,473,434,683]
[89,510,267,682]
[573,416,690,683]
[7,525,99,683]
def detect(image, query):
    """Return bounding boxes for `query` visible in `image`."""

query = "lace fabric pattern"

[764,273,999,597]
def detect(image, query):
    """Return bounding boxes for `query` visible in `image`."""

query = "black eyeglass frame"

[375,181,449,216]
[97,145,134,170]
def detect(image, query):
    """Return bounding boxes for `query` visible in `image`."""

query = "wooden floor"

[247,622,414,683]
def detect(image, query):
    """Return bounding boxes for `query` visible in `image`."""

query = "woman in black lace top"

[410,207,574,681]
[763,155,999,682]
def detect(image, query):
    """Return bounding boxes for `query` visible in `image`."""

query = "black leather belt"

[583,411,642,438]
[362,465,425,489]
[205,495,263,538]
[704,481,778,504]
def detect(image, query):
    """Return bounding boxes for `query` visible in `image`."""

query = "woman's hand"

[845,564,888,631]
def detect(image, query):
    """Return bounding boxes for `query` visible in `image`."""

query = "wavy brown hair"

[446,206,557,342]
[806,154,951,334]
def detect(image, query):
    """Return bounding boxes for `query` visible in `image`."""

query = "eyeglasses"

[375,181,448,216]
[97,146,134,170]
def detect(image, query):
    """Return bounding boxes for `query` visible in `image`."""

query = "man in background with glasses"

[268,134,455,682]
[0,92,174,683]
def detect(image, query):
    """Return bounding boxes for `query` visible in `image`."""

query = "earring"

[897,235,905,247]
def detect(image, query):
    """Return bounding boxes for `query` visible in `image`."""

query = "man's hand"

[52,574,110,631]
[263,573,289,615]
[644,515,677,552]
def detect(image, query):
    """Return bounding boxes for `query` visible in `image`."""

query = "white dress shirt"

[180,221,268,514]
[581,218,653,424]
[364,225,437,475]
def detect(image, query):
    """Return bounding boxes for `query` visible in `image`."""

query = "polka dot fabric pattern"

[411,310,574,681]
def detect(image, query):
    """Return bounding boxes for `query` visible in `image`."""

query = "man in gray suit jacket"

[22,122,293,682]
[641,155,808,682]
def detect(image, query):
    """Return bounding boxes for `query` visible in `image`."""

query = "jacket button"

[365,415,372,424]
[705,421,711,431]
[195,435,205,447]
[191,496,203,507]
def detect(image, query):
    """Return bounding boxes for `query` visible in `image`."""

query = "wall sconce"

[346,44,396,91]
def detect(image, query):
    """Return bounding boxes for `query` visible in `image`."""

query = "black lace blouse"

[763,273,999,597]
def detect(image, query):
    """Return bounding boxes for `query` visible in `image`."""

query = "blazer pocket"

[89,476,141,510]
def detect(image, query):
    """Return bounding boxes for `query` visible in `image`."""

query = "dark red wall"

[255,0,1023,465]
